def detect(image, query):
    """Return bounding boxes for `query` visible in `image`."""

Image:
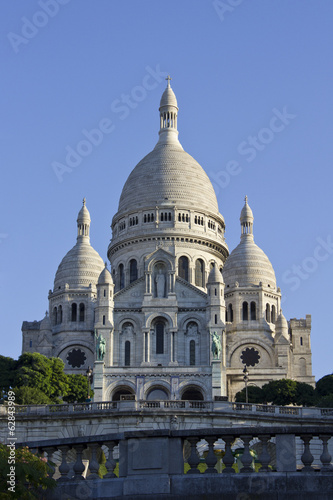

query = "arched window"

[228,304,233,323]
[58,305,62,324]
[190,340,195,366]
[103,315,106,325]
[242,302,248,321]
[129,259,138,283]
[181,388,204,401]
[119,263,124,290]
[178,256,189,281]
[71,303,77,322]
[266,303,270,322]
[300,336,303,346]
[79,303,85,322]
[195,259,205,287]
[53,307,57,326]
[271,305,276,323]
[156,322,164,354]
[214,314,217,324]
[250,302,256,321]
[125,341,131,366]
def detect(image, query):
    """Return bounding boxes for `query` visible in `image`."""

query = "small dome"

[77,198,91,224]
[54,201,104,291]
[223,237,276,288]
[275,310,289,342]
[208,264,224,284]
[223,198,276,288]
[98,264,113,285]
[54,242,104,290]
[240,196,253,223]
[159,76,178,109]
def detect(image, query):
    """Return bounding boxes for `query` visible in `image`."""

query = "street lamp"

[86,366,93,402]
[243,366,249,404]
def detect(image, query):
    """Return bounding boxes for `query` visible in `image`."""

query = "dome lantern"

[240,195,254,240]
[158,76,180,145]
[77,197,91,241]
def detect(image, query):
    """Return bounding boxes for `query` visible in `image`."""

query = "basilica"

[22,79,315,401]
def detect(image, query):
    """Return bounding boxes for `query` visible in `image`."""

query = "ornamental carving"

[240,347,260,367]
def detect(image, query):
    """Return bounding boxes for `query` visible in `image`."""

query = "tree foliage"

[235,378,316,406]
[316,374,333,397]
[0,353,89,405]
[0,444,56,499]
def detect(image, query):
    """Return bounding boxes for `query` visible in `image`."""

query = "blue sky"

[1,1,332,380]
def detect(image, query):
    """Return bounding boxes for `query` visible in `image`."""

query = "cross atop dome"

[166,75,172,88]
[83,197,86,206]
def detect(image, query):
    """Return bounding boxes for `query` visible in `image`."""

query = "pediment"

[114,276,145,304]
[175,277,207,303]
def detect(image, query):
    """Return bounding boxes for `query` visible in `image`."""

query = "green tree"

[295,381,316,407]
[11,386,52,405]
[63,373,91,403]
[14,353,69,403]
[261,379,298,406]
[0,355,17,402]
[316,374,333,398]
[0,444,56,499]
[235,385,264,403]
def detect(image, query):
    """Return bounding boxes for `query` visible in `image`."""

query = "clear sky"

[1,1,332,381]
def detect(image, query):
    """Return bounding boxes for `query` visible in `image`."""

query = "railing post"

[222,435,235,473]
[240,435,254,473]
[87,442,100,479]
[275,433,296,472]
[186,437,200,474]
[300,434,315,472]
[72,444,86,479]
[319,434,333,472]
[258,435,271,472]
[104,440,118,478]
[204,436,218,473]
[58,445,71,481]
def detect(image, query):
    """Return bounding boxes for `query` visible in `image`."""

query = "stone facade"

[22,78,315,401]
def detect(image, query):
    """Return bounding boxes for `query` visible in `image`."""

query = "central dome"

[117,78,219,217]
[118,141,219,214]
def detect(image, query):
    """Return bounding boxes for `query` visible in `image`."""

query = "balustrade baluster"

[319,434,333,472]
[45,446,56,478]
[222,436,235,473]
[104,440,118,478]
[240,435,254,473]
[186,437,200,474]
[58,445,70,481]
[258,435,271,472]
[300,435,314,472]
[87,442,100,479]
[204,436,217,473]
[72,444,86,480]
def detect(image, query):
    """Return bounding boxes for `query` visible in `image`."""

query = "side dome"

[54,200,104,290]
[223,197,276,288]
[98,264,113,285]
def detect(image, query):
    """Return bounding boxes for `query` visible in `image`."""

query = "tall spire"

[77,197,91,242]
[157,76,180,146]
[240,195,254,240]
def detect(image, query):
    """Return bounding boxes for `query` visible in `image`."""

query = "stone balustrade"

[17,425,333,499]
[1,399,333,418]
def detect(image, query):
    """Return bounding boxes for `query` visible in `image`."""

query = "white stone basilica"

[22,79,315,401]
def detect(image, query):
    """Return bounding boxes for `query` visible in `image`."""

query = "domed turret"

[207,264,224,284]
[275,310,290,342]
[223,197,276,288]
[98,263,113,285]
[54,199,104,290]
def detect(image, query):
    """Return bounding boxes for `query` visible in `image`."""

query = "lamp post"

[86,366,93,402]
[243,366,249,404]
